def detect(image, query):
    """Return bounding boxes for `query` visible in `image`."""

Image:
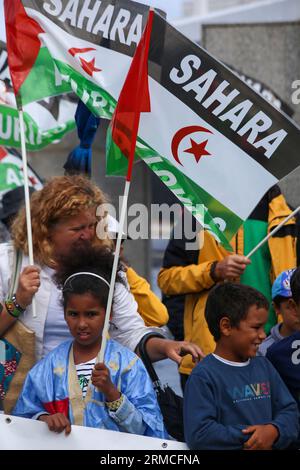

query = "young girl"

[12,246,167,439]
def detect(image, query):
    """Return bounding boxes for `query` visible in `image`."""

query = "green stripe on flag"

[106,126,138,176]
[50,59,116,119]
[0,162,26,192]
[142,153,242,249]
[241,219,275,334]
[19,49,118,115]
[0,104,75,151]
[19,48,72,105]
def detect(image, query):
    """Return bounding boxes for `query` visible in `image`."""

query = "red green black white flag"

[4,0,300,249]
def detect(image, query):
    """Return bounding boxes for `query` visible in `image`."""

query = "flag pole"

[99,8,154,362]
[99,66,144,362]
[246,205,300,259]
[99,69,144,362]
[18,108,37,318]
[99,180,130,363]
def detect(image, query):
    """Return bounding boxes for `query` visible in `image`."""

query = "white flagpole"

[99,180,130,362]
[18,109,37,318]
[246,205,300,259]
[99,7,153,362]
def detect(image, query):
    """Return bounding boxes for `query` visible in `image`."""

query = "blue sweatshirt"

[266,331,300,408]
[257,323,283,356]
[184,354,299,450]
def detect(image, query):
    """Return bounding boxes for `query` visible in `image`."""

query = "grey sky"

[132,0,183,19]
[0,0,183,42]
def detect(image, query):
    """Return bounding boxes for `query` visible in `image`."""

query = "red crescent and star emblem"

[171,125,213,166]
[68,47,102,77]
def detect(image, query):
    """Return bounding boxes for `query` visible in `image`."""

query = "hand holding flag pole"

[246,205,300,259]
[4,0,39,317]
[11,110,37,319]
[100,9,154,362]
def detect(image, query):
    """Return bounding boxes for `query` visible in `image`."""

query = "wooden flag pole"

[18,108,37,318]
[246,205,300,259]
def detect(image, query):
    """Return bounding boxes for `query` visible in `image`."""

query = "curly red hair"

[11,175,112,266]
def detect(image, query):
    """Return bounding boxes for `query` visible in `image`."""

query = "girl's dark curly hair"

[54,245,126,310]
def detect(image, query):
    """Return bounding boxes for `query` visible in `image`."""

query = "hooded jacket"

[158,186,297,376]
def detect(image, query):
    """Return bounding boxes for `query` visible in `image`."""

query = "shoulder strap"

[8,248,23,297]
[137,333,164,389]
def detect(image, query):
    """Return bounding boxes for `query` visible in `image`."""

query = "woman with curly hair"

[0,175,202,394]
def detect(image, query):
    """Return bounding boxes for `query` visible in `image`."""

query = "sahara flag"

[4,1,300,248]
[0,146,43,199]
[0,40,76,150]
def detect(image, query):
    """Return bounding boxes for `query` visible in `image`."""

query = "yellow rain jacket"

[127,267,169,327]
[158,187,297,376]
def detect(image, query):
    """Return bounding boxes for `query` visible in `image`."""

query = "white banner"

[0,414,188,450]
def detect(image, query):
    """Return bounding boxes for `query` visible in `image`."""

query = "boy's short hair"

[272,295,290,309]
[205,283,269,342]
[290,267,300,305]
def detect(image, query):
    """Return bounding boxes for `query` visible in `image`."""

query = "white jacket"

[0,243,162,361]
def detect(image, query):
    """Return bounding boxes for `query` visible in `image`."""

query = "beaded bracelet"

[5,293,25,319]
[12,294,25,312]
[106,394,124,412]
[5,299,21,318]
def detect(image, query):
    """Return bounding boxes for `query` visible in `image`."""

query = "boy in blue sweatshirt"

[183,283,299,450]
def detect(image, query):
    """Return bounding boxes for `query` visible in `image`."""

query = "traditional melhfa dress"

[13,339,167,438]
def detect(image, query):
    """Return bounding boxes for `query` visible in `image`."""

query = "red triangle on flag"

[4,0,44,100]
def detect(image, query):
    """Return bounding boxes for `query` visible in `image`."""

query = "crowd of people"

[0,176,300,450]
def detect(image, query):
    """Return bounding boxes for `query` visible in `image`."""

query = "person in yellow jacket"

[107,215,169,328]
[158,185,297,389]
[126,266,169,327]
